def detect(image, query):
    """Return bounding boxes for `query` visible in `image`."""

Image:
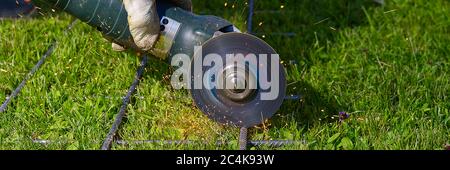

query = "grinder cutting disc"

[190,33,286,128]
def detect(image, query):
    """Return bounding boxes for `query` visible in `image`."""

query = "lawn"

[0,0,448,150]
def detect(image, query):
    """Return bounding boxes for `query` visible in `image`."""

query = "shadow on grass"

[256,0,383,66]
[262,0,383,128]
[272,80,344,128]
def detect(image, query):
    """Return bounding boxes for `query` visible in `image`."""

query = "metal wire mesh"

[0,20,78,113]
[2,0,304,150]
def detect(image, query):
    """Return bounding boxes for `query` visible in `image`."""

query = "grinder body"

[33,0,237,60]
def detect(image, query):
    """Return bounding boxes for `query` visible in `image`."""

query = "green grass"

[0,0,449,150]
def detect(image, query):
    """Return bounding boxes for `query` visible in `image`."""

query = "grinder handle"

[32,0,177,55]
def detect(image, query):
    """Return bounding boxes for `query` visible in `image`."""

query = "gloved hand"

[113,0,192,52]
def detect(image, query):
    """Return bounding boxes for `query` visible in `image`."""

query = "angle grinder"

[32,0,286,128]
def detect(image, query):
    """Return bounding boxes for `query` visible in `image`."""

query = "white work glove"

[113,0,192,52]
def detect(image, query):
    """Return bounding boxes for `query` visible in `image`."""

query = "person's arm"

[113,0,192,52]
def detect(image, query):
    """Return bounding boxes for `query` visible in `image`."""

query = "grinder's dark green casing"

[33,0,235,60]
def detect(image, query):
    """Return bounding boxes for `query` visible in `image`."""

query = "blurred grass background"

[0,0,449,150]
